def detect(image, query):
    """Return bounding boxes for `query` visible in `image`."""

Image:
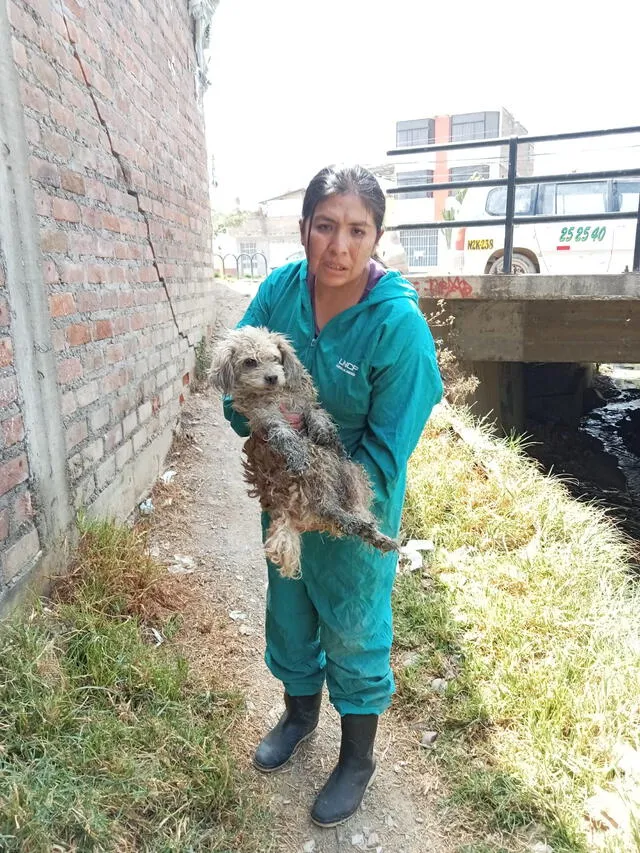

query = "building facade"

[391,108,533,272]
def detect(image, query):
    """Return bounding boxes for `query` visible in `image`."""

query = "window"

[239,241,257,276]
[450,111,499,143]
[448,164,490,195]
[485,185,537,216]
[396,170,434,199]
[613,179,640,212]
[540,181,608,215]
[399,229,438,268]
[396,118,435,148]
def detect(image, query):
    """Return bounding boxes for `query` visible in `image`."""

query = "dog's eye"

[243,358,258,369]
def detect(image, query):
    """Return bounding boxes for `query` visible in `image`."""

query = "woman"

[222,165,443,827]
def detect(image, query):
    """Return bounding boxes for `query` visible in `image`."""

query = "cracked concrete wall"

[0,0,215,609]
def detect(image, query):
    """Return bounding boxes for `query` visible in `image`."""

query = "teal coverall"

[223,260,443,716]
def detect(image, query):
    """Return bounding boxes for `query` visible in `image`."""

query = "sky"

[204,0,640,210]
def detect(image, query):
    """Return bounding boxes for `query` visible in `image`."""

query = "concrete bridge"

[413,273,640,430]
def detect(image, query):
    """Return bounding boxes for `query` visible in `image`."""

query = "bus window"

[485,185,537,216]
[613,180,640,211]
[542,181,608,215]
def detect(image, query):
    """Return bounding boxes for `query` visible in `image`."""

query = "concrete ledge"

[412,273,640,301]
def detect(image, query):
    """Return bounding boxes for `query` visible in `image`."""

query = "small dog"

[211,326,398,578]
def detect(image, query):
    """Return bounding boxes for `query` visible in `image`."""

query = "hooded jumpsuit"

[223,260,443,716]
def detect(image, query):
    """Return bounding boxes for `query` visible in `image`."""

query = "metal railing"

[213,251,268,279]
[386,124,640,274]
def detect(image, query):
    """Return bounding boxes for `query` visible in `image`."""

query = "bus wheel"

[488,253,537,274]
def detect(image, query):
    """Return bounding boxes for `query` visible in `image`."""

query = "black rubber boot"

[253,692,322,773]
[311,714,378,827]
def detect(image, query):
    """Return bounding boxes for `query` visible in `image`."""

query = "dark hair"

[301,165,386,235]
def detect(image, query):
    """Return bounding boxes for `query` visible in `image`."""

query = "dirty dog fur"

[211,326,398,578]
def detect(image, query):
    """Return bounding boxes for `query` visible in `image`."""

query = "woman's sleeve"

[222,277,274,437]
[351,311,443,503]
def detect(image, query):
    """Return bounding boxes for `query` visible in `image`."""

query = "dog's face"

[210,326,304,396]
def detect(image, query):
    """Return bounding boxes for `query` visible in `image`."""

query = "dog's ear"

[210,333,237,394]
[275,334,305,390]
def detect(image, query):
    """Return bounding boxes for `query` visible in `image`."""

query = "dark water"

[526,365,640,545]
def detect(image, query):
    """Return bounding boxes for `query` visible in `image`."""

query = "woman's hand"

[279,404,303,431]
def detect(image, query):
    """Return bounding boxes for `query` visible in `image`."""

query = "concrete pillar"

[0,0,72,604]
[470,361,526,433]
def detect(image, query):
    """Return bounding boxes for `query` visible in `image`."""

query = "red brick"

[52,198,80,223]
[0,454,29,497]
[0,376,18,407]
[11,36,28,68]
[75,291,100,312]
[0,508,8,542]
[41,230,68,253]
[61,390,76,416]
[30,156,60,187]
[60,263,85,285]
[0,338,13,368]
[83,351,105,373]
[30,54,60,93]
[104,423,122,452]
[106,343,124,364]
[84,178,107,202]
[96,239,116,259]
[65,323,91,346]
[80,207,102,229]
[49,99,77,133]
[2,415,24,448]
[3,527,40,581]
[33,188,52,217]
[67,232,93,255]
[49,292,76,317]
[76,117,102,146]
[66,417,88,450]
[59,170,85,197]
[103,368,128,393]
[57,357,83,384]
[51,328,66,351]
[42,259,59,284]
[13,490,34,527]
[41,130,71,160]
[19,80,49,114]
[102,213,121,233]
[93,319,113,340]
[25,0,51,24]
[60,76,87,111]
[62,0,87,23]
[113,316,130,336]
[0,297,9,327]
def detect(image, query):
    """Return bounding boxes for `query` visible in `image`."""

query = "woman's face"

[301,193,380,289]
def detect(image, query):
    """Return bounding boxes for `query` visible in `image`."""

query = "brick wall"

[0,0,214,607]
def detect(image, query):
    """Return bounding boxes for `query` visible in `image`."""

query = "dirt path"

[147,281,454,853]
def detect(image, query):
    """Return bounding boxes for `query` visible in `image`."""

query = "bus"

[450,177,640,274]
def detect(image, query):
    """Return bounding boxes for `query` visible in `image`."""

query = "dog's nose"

[264,374,278,386]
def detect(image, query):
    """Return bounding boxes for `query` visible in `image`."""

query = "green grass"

[395,406,640,852]
[0,519,271,852]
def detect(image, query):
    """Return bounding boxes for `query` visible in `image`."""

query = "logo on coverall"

[336,358,359,377]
